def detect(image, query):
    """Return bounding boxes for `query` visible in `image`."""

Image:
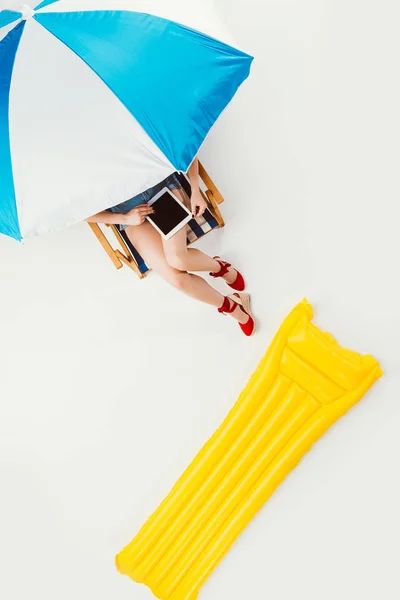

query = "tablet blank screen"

[148,191,189,236]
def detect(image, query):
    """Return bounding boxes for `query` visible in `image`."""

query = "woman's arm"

[188,157,201,193]
[86,204,154,226]
[187,157,207,217]
[86,210,128,225]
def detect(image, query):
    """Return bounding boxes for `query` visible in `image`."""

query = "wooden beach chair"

[88,163,225,279]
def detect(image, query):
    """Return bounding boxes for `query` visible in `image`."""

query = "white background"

[1,1,399,599]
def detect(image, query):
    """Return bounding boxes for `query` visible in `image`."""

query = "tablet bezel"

[146,187,192,240]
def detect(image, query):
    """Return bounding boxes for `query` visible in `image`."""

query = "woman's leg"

[126,221,222,307]
[162,189,238,284]
[161,190,248,324]
[161,217,217,273]
[125,223,248,324]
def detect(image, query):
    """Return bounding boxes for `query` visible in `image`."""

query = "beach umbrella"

[0,0,253,241]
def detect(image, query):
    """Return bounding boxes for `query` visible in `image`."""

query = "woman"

[86,158,255,336]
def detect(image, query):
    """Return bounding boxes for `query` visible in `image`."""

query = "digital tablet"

[146,187,192,240]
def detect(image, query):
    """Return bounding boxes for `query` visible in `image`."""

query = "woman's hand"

[191,189,208,219]
[124,204,154,226]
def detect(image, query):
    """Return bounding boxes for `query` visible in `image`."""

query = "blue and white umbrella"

[0,0,253,241]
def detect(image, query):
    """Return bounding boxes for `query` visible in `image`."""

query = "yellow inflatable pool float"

[116,299,382,600]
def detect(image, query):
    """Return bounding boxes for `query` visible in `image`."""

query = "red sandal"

[210,257,245,292]
[218,293,256,337]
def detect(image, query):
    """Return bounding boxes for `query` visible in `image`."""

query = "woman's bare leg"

[126,222,222,307]
[161,210,248,325]
[160,189,238,285]
[161,219,217,274]
[125,223,248,324]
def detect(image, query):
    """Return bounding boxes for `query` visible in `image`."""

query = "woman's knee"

[165,250,190,272]
[168,271,191,292]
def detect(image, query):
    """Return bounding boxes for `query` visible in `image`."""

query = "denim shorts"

[108,172,183,230]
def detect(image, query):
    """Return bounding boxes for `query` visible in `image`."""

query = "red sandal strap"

[219,293,255,336]
[210,258,245,292]
[218,296,235,315]
[210,259,231,279]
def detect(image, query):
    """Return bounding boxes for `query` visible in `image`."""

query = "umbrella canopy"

[0,0,253,241]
